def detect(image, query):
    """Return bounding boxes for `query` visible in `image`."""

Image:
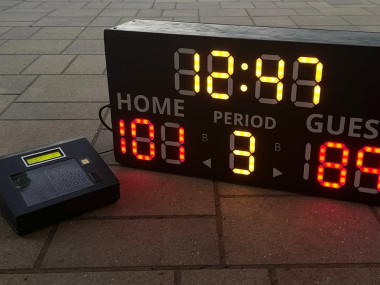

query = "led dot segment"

[241,63,248,70]
[240,85,248,92]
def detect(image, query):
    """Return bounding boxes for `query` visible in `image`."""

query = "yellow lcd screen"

[25,149,64,166]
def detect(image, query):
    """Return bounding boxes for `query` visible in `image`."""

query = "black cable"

[98,104,113,132]
[98,149,114,155]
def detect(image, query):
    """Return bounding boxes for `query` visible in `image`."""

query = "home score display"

[105,20,380,203]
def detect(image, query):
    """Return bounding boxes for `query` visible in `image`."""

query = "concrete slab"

[83,166,215,216]
[22,55,75,74]
[17,75,108,102]
[0,217,49,269]
[64,55,106,74]
[0,27,40,39]
[1,102,105,119]
[0,40,72,54]
[33,17,95,27]
[78,27,107,39]
[222,197,380,264]
[0,120,100,156]
[0,271,174,285]
[63,39,104,54]
[0,55,38,74]
[0,75,35,94]
[218,182,297,196]
[30,27,84,39]
[181,269,271,285]
[0,95,16,114]
[41,218,219,267]
[276,267,380,285]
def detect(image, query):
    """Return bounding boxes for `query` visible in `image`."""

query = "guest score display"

[105,20,380,203]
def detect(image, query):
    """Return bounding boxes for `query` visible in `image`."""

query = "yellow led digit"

[207,50,234,100]
[291,57,323,108]
[229,131,255,175]
[255,55,285,104]
[174,48,200,96]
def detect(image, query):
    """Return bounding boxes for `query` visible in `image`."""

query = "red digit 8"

[317,142,349,189]
[131,118,155,161]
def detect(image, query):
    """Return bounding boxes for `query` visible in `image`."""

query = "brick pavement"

[0,0,380,284]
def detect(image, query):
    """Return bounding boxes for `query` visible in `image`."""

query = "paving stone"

[318,7,372,15]
[30,27,84,39]
[0,217,50,269]
[220,2,254,8]
[1,102,105,119]
[276,268,380,285]
[0,1,21,7]
[5,8,52,13]
[108,2,153,9]
[366,7,380,14]
[308,2,335,9]
[92,129,113,154]
[17,75,108,102]
[0,26,10,35]
[359,26,380,32]
[33,17,95,27]
[0,95,16,114]
[163,9,198,17]
[11,1,42,9]
[0,40,72,54]
[248,8,297,16]
[174,17,199,23]
[176,2,221,9]
[78,27,106,39]
[83,2,110,9]
[200,9,248,17]
[0,120,100,156]
[200,17,253,25]
[252,2,277,9]
[0,55,38,74]
[99,9,138,17]
[276,2,311,8]
[218,182,298,196]
[290,15,350,25]
[181,269,271,285]
[64,55,105,74]
[251,16,297,27]
[137,9,162,17]
[22,55,75,74]
[0,22,34,27]
[41,218,219,267]
[0,75,35,94]
[90,16,121,26]
[343,15,380,25]
[293,8,323,16]
[84,166,215,216]
[63,39,104,54]
[153,2,175,9]
[37,2,87,10]
[0,12,46,21]
[0,27,40,39]
[48,9,102,17]
[0,271,174,285]
[222,197,380,264]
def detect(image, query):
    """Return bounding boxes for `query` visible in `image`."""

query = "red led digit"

[121,138,126,154]
[317,142,349,189]
[161,122,185,164]
[119,119,126,154]
[131,118,155,161]
[354,146,380,194]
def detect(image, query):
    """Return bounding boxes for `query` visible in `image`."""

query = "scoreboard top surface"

[114,19,380,47]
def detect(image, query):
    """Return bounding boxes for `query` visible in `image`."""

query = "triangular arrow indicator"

[273,168,282,178]
[203,159,211,168]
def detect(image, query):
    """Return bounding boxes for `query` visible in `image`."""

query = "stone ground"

[0,0,380,284]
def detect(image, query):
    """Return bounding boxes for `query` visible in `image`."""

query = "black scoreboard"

[0,138,119,234]
[105,20,380,204]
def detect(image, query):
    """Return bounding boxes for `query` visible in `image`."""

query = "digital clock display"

[105,20,380,203]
